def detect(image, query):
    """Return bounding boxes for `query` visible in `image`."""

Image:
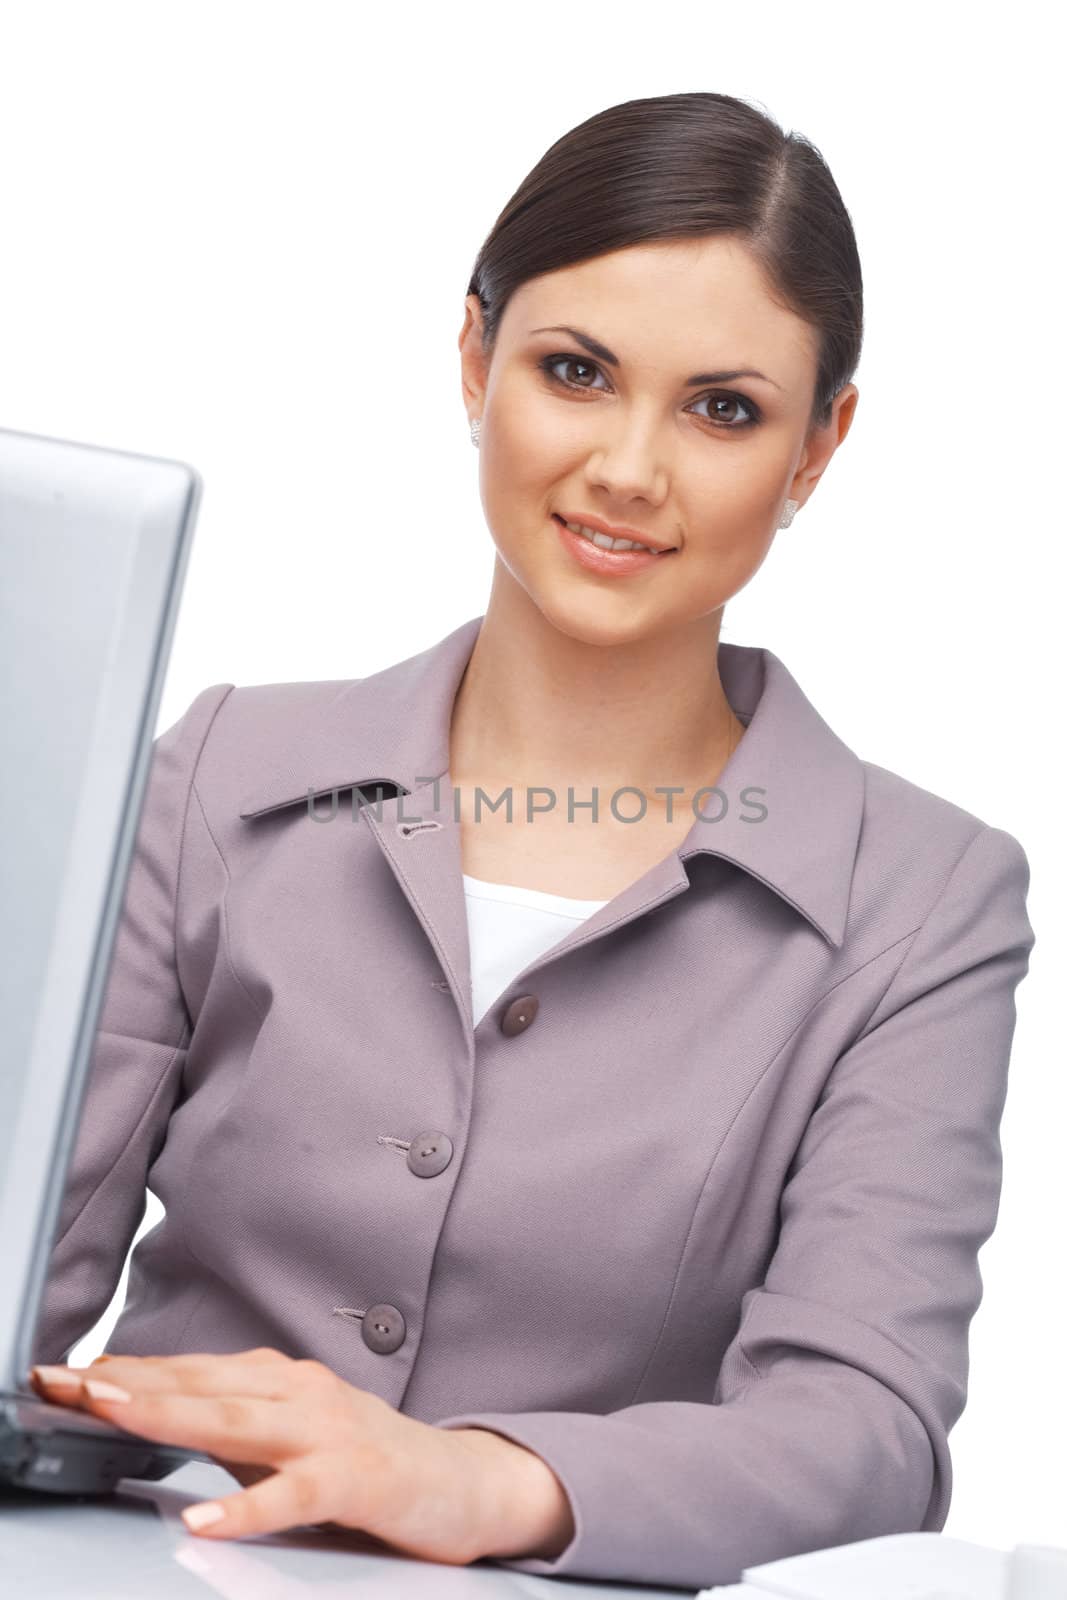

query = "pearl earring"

[470,417,481,448]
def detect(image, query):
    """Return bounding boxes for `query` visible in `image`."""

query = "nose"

[584,409,669,507]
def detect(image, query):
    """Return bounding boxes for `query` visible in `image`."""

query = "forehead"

[502,236,817,382]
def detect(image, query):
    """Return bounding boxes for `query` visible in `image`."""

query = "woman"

[31,91,1035,1589]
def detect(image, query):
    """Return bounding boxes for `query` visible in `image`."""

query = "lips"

[552,513,677,555]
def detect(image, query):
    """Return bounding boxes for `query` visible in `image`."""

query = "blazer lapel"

[235,613,866,1043]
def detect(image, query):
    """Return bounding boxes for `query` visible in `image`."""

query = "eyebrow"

[528,324,783,390]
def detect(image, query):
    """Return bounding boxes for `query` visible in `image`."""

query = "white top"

[462,873,609,1027]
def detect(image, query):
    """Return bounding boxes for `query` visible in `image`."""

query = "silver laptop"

[0,425,202,1492]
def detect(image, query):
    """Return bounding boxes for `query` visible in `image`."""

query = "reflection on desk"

[0,1459,687,1599]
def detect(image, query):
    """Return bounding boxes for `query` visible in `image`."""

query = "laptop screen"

[0,427,198,1388]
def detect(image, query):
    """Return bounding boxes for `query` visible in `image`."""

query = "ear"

[788,383,860,507]
[458,293,490,423]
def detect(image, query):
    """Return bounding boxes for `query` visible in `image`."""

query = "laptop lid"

[0,425,199,1391]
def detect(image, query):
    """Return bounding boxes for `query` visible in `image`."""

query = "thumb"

[181,1465,328,1540]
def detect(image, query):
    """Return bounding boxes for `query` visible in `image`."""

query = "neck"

[448,564,744,809]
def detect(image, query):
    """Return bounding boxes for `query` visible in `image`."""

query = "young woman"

[31,91,1035,1590]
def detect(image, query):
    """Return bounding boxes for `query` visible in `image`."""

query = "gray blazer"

[35,614,1036,1590]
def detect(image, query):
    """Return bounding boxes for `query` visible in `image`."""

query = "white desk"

[0,1459,688,1599]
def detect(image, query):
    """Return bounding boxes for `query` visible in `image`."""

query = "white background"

[2,0,1060,1559]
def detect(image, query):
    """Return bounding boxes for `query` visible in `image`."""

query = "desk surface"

[0,1459,688,1599]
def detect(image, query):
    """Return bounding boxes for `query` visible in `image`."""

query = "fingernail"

[31,1365,82,1387]
[182,1501,225,1531]
[83,1378,132,1403]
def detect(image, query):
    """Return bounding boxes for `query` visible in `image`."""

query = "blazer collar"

[237,613,864,949]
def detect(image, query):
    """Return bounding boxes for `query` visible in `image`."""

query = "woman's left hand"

[29,1349,575,1562]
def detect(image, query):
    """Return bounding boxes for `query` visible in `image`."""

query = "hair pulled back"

[468,92,863,433]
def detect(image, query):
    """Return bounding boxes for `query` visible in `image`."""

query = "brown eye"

[540,355,610,391]
[538,354,761,431]
[690,391,758,429]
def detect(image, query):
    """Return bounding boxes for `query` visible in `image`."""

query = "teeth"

[563,518,661,554]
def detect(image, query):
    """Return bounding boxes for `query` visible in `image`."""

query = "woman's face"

[459,235,857,643]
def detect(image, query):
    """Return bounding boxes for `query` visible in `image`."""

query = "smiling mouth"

[551,514,678,555]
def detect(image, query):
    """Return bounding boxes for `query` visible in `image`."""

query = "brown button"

[500,993,539,1036]
[361,1303,406,1354]
[407,1131,454,1178]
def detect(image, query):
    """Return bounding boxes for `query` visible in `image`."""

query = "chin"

[530,586,681,650]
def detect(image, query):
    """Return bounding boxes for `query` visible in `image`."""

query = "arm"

[32,682,235,1365]
[433,825,1036,1589]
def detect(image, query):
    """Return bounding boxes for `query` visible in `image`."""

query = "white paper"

[698,1531,1010,1599]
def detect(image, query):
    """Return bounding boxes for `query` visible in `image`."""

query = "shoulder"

[209,677,358,735]
[848,757,1031,951]
[158,676,363,818]
[159,676,356,757]
[861,756,1026,862]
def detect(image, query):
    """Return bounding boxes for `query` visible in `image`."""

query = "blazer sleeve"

[31,681,235,1366]
[433,823,1037,1590]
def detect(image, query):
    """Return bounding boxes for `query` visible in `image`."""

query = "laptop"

[0,424,203,1493]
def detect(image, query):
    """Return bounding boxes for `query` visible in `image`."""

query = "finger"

[73,1386,311,1464]
[180,1463,335,1540]
[33,1349,299,1403]
[30,1366,137,1411]
[29,1365,84,1405]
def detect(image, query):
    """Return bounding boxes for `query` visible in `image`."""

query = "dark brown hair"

[467,92,863,434]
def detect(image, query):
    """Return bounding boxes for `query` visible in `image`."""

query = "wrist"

[451,1426,576,1562]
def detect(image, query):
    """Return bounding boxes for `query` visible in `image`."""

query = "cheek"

[685,433,794,525]
[677,446,788,588]
[485,378,578,488]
